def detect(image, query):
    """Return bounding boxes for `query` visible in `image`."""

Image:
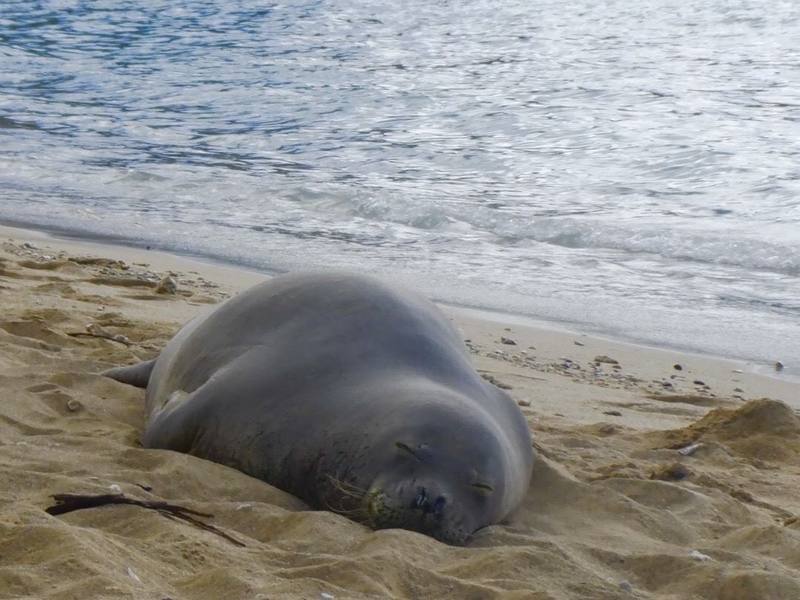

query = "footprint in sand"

[0,320,67,351]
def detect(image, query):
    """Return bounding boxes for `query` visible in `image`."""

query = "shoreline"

[2,223,800,599]
[1,222,795,391]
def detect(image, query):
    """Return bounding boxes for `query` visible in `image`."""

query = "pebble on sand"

[156,275,178,295]
[594,355,619,365]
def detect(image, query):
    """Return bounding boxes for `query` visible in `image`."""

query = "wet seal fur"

[105,272,534,544]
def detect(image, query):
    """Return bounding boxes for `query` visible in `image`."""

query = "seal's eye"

[395,441,422,461]
[471,482,494,493]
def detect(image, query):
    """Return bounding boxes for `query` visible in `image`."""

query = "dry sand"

[1,225,799,600]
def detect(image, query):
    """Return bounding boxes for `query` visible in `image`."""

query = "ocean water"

[1,0,798,373]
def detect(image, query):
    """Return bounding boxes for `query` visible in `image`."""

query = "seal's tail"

[102,359,157,389]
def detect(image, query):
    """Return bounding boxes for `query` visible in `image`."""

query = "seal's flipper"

[103,359,157,389]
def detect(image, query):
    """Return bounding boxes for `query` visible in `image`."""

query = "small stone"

[603,410,622,416]
[574,340,584,346]
[517,399,531,407]
[662,381,673,388]
[156,276,177,295]
[481,373,513,390]
[673,364,683,371]
[689,550,712,562]
[110,484,122,494]
[594,355,619,365]
[66,399,82,412]
[320,594,335,600]
[733,387,743,393]
[775,361,784,371]
[619,580,633,593]
[693,380,705,386]
[500,336,517,345]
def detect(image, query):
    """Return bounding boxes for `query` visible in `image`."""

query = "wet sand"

[1,225,799,600]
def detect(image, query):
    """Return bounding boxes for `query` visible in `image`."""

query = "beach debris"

[500,336,517,345]
[517,399,531,407]
[46,493,245,547]
[320,593,335,600]
[733,387,743,393]
[689,550,713,562]
[126,567,141,583]
[480,373,513,390]
[677,442,704,456]
[574,340,584,346]
[593,355,619,365]
[109,484,122,494]
[603,410,622,417]
[775,361,784,371]
[67,323,132,346]
[732,369,743,374]
[673,364,683,371]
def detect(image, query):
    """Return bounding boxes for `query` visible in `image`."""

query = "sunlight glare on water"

[1,0,799,369]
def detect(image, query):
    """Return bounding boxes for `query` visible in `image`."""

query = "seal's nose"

[411,487,447,518]
[412,486,428,509]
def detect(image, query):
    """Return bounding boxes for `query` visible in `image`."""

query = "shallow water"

[1,0,798,371]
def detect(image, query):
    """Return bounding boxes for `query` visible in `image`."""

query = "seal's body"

[106,272,534,544]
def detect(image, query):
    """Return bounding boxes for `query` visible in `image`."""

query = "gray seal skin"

[105,271,534,545]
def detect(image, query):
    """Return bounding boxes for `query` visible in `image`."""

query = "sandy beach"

[1,224,799,600]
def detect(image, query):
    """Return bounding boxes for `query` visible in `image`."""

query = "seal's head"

[360,404,520,545]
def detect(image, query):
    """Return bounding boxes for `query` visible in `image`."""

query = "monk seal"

[105,271,534,544]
